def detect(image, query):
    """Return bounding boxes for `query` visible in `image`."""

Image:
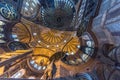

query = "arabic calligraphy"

[0,2,17,20]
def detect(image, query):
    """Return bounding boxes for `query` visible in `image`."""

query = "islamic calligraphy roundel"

[0,2,18,20]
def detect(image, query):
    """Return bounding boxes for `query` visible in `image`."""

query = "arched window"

[21,0,40,19]
[11,69,26,78]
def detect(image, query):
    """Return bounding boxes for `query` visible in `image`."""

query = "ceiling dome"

[40,0,76,30]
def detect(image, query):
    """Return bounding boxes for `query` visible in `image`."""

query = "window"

[0,33,4,38]
[0,21,5,25]
[11,69,26,78]
[21,0,40,18]
[28,59,47,72]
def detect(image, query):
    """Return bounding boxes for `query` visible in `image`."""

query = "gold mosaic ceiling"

[12,19,81,67]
